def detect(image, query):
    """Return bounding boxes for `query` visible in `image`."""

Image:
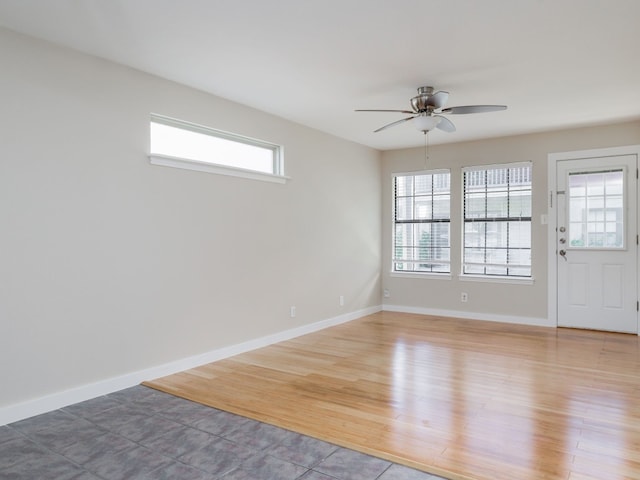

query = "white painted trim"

[547,145,640,163]
[547,152,558,326]
[149,154,290,184]
[0,305,382,426]
[390,272,452,280]
[392,168,450,177]
[382,304,553,328]
[547,145,640,332]
[458,274,535,285]
[462,161,532,172]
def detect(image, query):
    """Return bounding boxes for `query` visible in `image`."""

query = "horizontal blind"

[462,163,532,277]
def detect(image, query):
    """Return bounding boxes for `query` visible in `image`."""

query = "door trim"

[547,145,640,334]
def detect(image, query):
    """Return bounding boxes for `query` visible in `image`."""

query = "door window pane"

[568,170,624,249]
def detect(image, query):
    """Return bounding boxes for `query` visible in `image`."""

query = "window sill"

[149,154,290,184]
[459,274,535,285]
[390,272,452,280]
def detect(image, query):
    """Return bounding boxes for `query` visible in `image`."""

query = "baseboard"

[0,305,382,426]
[382,304,553,328]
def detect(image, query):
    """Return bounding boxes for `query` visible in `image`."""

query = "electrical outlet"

[290,306,296,317]
[383,289,390,298]
[339,295,344,306]
[461,292,468,303]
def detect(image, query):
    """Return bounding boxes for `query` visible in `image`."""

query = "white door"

[556,154,638,333]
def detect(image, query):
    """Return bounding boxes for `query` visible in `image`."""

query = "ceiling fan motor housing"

[410,86,436,113]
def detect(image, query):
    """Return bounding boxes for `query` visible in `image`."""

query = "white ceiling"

[1,0,639,150]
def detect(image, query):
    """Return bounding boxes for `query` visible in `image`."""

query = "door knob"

[559,249,567,261]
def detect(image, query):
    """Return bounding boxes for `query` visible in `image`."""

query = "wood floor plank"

[144,312,640,480]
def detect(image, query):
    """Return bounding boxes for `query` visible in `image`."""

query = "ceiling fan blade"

[435,115,456,133]
[427,91,449,109]
[374,116,416,133]
[441,105,507,114]
[355,109,415,114]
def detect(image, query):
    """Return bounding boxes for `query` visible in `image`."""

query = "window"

[149,114,285,183]
[393,170,451,274]
[568,169,624,248]
[463,163,532,277]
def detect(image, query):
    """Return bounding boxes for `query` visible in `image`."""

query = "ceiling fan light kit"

[356,86,507,134]
[413,114,441,132]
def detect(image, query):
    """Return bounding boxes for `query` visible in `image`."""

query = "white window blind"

[393,170,451,274]
[463,162,532,277]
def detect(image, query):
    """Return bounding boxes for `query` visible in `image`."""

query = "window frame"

[391,169,452,277]
[149,114,287,184]
[461,162,533,281]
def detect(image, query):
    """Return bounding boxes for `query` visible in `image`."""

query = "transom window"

[463,163,532,277]
[393,170,451,274]
[149,114,285,183]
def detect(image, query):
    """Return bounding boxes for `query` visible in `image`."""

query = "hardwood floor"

[144,312,640,480]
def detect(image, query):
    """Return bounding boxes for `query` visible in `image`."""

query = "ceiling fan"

[356,86,507,133]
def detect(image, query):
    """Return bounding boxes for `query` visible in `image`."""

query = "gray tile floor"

[1,385,448,480]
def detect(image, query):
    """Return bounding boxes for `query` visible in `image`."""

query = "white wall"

[0,28,382,417]
[382,121,640,324]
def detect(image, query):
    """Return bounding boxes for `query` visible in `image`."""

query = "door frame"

[547,145,640,334]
